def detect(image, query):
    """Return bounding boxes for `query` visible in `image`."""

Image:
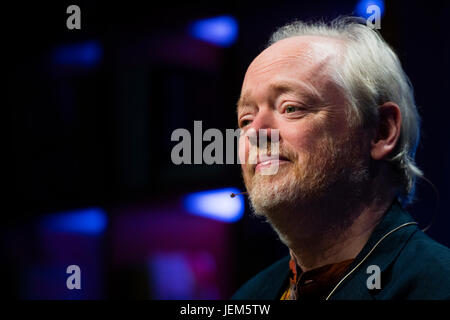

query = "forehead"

[239,36,342,107]
[248,35,341,74]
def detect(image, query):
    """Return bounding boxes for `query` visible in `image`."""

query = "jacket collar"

[350,200,418,273]
[327,200,419,299]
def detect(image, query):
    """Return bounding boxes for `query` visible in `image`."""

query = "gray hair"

[268,16,423,206]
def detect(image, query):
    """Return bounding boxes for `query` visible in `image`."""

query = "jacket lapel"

[328,201,419,300]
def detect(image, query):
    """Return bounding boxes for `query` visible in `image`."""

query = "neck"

[272,191,396,272]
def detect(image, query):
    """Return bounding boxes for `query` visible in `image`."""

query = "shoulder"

[231,255,290,300]
[384,229,450,299]
[400,230,450,275]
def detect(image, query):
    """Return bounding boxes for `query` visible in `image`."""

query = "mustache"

[262,142,298,161]
[243,144,298,172]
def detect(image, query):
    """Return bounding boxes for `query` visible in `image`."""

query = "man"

[232,17,450,300]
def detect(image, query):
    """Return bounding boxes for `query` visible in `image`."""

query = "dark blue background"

[3,0,449,299]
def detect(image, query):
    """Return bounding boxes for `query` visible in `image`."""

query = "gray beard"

[245,135,372,247]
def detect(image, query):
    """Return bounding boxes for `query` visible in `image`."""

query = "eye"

[239,119,252,128]
[284,105,302,114]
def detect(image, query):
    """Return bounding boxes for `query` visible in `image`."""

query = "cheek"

[280,124,314,156]
[282,114,335,154]
[238,135,247,164]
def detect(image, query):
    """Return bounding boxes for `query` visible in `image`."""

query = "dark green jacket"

[232,202,450,300]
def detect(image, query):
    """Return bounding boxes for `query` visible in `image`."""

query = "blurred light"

[148,253,196,299]
[40,207,107,235]
[189,15,238,47]
[355,0,385,18]
[52,41,102,67]
[183,188,244,223]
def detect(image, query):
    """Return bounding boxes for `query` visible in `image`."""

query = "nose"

[247,108,277,146]
[239,108,280,165]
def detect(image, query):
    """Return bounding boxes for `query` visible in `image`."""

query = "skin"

[237,36,402,271]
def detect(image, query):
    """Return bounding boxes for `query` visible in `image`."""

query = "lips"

[255,154,290,172]
[257,154,288,163]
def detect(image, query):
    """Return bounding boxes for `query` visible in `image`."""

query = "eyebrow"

[236,80,322,113]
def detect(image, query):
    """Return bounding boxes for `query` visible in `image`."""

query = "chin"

[248,174,301,217]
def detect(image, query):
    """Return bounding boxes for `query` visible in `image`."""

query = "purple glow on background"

[148,251,219,299]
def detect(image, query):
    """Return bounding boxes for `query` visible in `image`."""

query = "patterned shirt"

[280,256,354,300]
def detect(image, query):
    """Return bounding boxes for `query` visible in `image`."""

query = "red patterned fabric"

[280,257,354,300]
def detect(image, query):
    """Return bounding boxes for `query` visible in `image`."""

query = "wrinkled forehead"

[243,36,342,88]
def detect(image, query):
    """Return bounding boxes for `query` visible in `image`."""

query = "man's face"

[237,36,371,219]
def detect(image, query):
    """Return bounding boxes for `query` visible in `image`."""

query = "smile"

[255,157,290,173]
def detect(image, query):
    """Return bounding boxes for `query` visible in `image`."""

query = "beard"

[241,128,373,246]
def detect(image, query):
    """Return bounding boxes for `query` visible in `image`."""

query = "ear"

[370,102,402,160]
